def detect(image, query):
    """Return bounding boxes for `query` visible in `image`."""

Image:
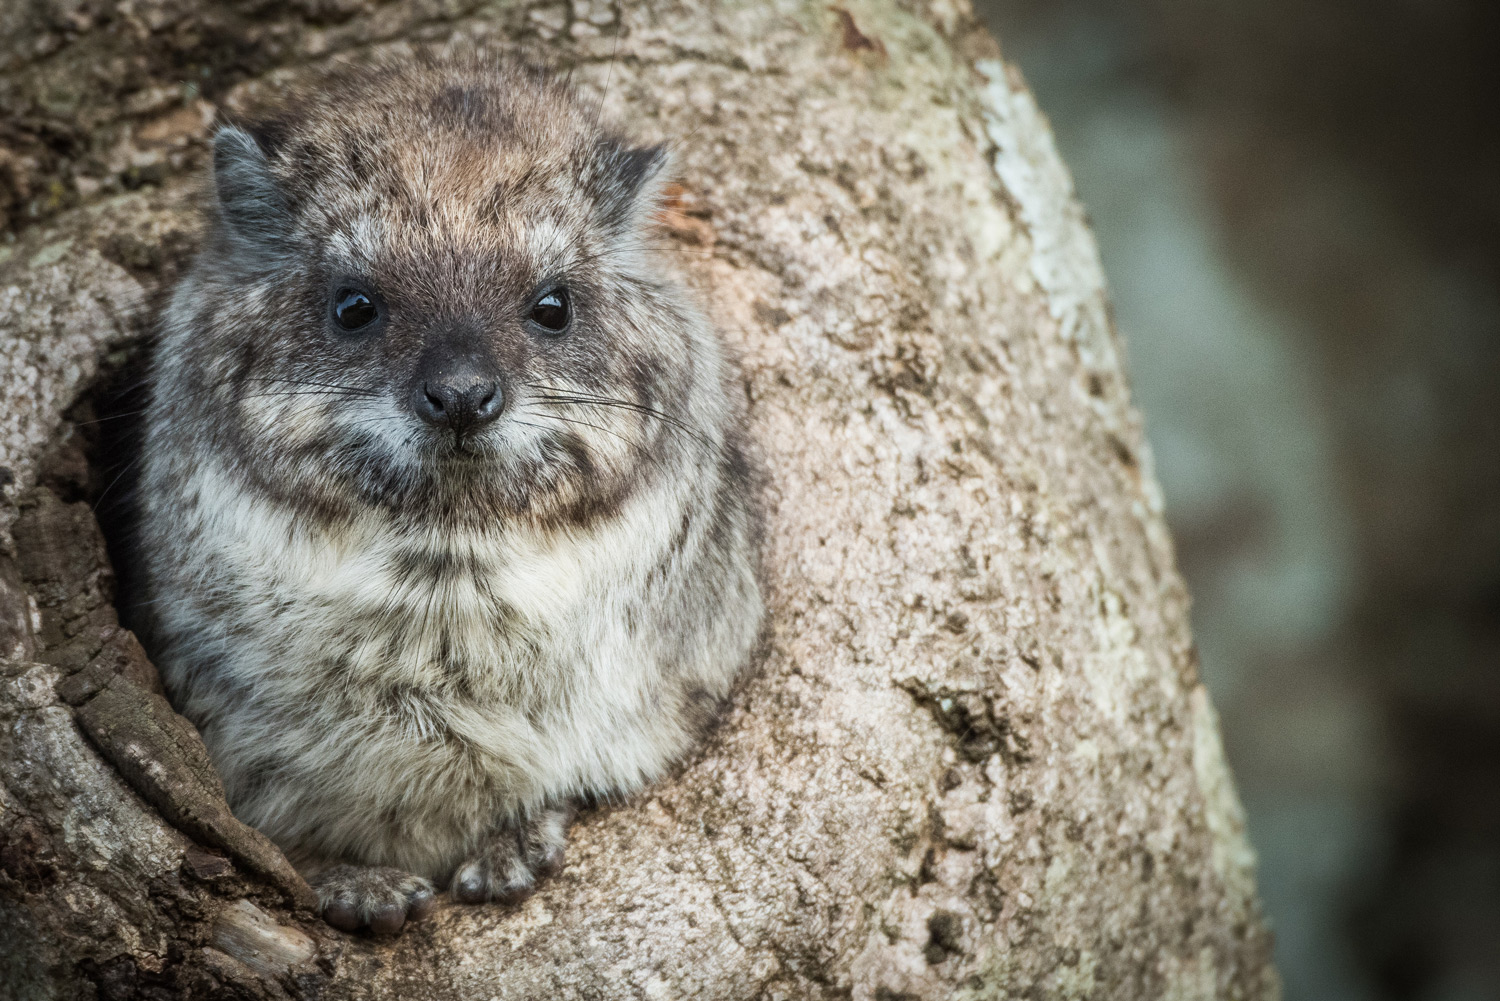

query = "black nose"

[412,375,504,433]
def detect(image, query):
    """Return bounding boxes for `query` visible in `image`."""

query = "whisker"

[591,24,623,132]
[73,408,152,426]
[525,383,676,419]
[532,393,695,434]
[77,385,375,428]
[525,386,711,445]
[237,390,378,402]
[521,411,641,449]
[93,454,144,513]
[242,377,382,398]
[660,117,711,160]
[340,415,410,431]
[568,237,720,269]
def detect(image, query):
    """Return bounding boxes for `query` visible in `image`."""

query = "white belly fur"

[151,459,717,877]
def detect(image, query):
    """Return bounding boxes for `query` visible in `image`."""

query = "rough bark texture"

[0,1,1278,998]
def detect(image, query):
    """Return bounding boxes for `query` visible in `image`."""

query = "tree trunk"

[0,1,1278,998]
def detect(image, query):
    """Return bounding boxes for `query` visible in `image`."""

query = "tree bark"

[0,1,1278,998]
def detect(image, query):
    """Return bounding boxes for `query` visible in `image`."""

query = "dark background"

[973,1,1500,998]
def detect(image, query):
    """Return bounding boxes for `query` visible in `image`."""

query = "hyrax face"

[164,58,706,529]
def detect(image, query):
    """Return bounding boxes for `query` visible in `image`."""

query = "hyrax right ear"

[212,125,291,251]
[592,139,669,238]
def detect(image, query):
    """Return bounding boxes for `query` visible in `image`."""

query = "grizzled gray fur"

[136,54,761,934]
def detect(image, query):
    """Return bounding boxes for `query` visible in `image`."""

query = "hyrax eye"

[528,288,571,334]
[332,287,380,331]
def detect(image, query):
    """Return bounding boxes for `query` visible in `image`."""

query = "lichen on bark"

[0,1,1277,998]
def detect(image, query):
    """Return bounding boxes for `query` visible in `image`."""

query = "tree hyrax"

[137,54,762,934]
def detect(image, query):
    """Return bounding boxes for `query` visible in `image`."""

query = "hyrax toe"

[451,806,572,905]
[533,842,566,878]
[321,897,362,933]
[452,849,534,905]
[366,901,405,936]
[309,864,436,935]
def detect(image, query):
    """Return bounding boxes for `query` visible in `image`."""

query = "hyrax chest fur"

[136,55,761,933]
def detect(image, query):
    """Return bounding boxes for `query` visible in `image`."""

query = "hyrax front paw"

[452,806,574,905]
[310,865,436,935]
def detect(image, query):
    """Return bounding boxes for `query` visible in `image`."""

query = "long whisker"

[73,408,153,426]
[532,394,700,438]
[79,385,377,426]
[525,386,711,445]
[236,390,378,402]
[243,377,382,398]
[521,411,641,449]
[591,22,623,131]
[151,390,378,427]
[93,454,144,512]
[339,415,410,432]
[567,238,721,270]
[525,384,681,422]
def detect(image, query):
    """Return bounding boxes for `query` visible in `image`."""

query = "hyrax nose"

[412,371,504,434]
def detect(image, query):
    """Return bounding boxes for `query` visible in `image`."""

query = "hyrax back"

[137,54,761,933]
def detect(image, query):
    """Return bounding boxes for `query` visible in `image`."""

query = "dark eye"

[529,288,570,333]
[332,287,379,331]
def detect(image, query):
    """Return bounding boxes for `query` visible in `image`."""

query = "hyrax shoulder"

[137,52,761,934]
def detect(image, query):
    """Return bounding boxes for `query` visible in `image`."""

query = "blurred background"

[972,1,1500,997]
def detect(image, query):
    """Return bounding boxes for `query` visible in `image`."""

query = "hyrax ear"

[212,125,291,250]
[592,139,669,236]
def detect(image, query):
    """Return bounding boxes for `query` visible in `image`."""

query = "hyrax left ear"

[212,125,292,252]
[592,139,669,234]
